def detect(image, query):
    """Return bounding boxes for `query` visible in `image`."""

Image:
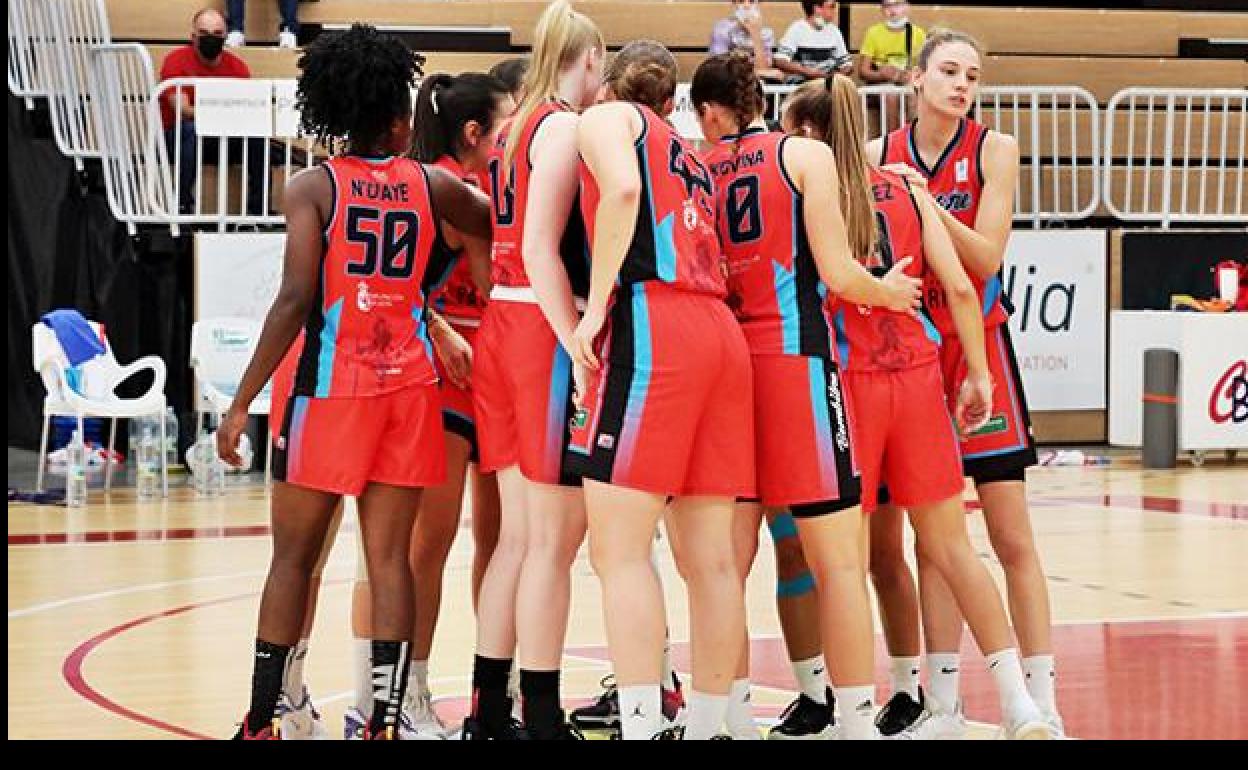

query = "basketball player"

[216,24,492,740]
[341,71,514,740]
[867,29,1064,739]
[692,52,921,740]
[465,0,603,740]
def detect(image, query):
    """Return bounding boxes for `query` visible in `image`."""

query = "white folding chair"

[32,320,168,494]
[189,317,273,482]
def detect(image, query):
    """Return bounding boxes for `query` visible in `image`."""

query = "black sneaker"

[767,688,835,740]
[875,688,926,737]
[651,726,731,741]
[570,675,620,731]
[523,713,585,741]
[460,715,526,740]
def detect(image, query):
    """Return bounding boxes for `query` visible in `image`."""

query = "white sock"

[724,679,760,739]
[792,656,828,704]
[683,690,729,740]
[619,684,662,740]
[1023,654,1057,716]
[508,661,522,719]
[889,656,921,701]
[282,638,309,700]
[352,637,373,716]
[986,648,1038,723]
[661,635,678,692]
[926,652,961,713]
[833,685,877,740]
[408,659,430,699]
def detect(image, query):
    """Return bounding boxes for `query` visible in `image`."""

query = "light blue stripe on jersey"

[833,308,851,369]
[315,299,343,398]
[413,304,434,367]
[982,274,1002,317]
[773,260,799,355]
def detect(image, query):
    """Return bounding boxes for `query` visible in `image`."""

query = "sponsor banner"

[194,232,284,322]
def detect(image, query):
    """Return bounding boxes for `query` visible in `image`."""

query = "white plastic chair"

[31,320,168,495]
[189,317,273,482]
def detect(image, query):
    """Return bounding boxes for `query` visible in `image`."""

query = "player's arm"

[217,166,329,465]
[923,131,1018,280]
[915,186,987,379]
[427,165,493,241]
[522,112,585,352]
[568,102,644,370]
[786,138,920,313]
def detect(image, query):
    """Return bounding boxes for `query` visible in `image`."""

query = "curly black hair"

[295,24,425,153]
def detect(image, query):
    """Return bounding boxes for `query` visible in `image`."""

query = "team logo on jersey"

[955,158,970,183]
[597,434,616,450]
[682,200,699,232]
[570,407,588,431]
[356,282,373,313]
[967,414,1009,437]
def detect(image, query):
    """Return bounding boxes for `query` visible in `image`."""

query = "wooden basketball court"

[7,457,1247,739]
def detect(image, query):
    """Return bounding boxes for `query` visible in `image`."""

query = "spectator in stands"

[488,56,530,104]
[775,0,853,83]
[858,0,925,130]
[159,8,269,217]
[225,1,299,49]
[709,0,784,81]
[858,0,925,86]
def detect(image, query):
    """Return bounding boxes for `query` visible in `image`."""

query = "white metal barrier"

[1103,87,1247,228]
[40,0,113,168]
[7,0,49,108]
[151,77,320,230]
[687,83,1101,225]
[88,43,179,234]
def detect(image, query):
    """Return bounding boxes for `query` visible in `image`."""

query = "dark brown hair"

[689,52,766,137]
[605,39,678,114]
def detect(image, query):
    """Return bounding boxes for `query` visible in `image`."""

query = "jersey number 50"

[344,206,420,279]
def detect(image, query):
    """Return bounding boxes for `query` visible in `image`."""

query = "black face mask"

[196,34,225,60]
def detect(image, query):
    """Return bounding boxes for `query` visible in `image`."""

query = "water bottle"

[189,431,224,497]
[163,407,179,468]
[66,429,88,508]
[136,427,160,500]
[129,414,151,463]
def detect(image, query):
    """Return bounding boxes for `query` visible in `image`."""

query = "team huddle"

[219,0,1061,741]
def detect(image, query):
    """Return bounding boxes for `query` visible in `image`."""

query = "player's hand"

[880,257,923,313]
[956,373,994,436]
[431,320,473,389]
[572,362,590,409]
[571,307,605,372]
[882,163,928,193]
[217,406,249,468]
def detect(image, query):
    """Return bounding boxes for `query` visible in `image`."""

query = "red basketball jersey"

[881,117,1009,333]
[832,167,942,372]
[289,155,440,399]
[427,154,487,324]
[486,100,590,296]
[580,103,726,298]
[703,128,832,357]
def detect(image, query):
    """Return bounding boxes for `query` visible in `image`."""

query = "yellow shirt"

[860,22,926,70]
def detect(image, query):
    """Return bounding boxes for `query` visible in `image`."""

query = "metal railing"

[151,77,322,230]
[1103,87,1247,227]
[88,43,178,234]
[40,0,113,168]
[8,0,50,108]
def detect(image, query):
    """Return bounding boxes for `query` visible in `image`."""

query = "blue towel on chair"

[41,309,106,366]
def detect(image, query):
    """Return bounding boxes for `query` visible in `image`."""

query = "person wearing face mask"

[709,0,783,81]
[158,8,270,217]
[858,1,926,130]
[775,0,853,84]
[859,0,926,86]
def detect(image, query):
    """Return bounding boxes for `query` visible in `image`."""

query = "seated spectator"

[857,0,925,131]
[709,0,783,81]
[488,56,530,104]
[775,0,853,83]
[858,0,925,86]
[159,8,271,217]
[225,0,300,49]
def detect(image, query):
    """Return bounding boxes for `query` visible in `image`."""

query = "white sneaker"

[278,30,297,49]
[275,688,329,740]
[400,689,449,740]
[1046,712,1070,739]
[894,703,968,740]
[827,724,882,740]
[997,704,1054,740]
[225,30,245,48]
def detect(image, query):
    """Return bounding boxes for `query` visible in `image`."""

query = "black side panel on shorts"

[965,324,1038,484]
[567,294,636,484]
[270,394,297,482]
